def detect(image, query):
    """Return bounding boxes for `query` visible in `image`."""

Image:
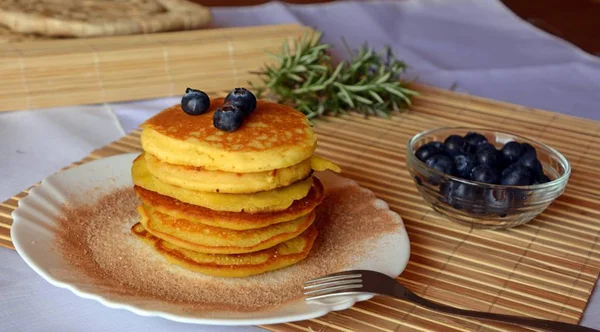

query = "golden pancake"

[311,155,342,173]
[144,153,340,193]
[132,223,318,277]
[134,178,324,230]
[132,154,313,212]
[144,153,312,194]
[141,98,316,172]
[138,205,316,254]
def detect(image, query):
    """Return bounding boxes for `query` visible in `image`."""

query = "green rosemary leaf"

[307,113,317,119]
[375,72,392,84]
[309,63,328,70]
[325,62,345,85]
[398,87,421,96]
[292,65,308,73]
[309,84,327,92]
[337,86,355,108]
[342,84,369,92]
[354,95,373,105]
[286,73,304,82]
[369,90,384,103]
[375,108,390,117]
[310,43,329,53]
[384,85,412,105]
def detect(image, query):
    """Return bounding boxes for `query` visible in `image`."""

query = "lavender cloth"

[1,1,599,331]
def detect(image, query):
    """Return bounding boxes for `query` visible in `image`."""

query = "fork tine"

[303,278,362,290]
[305,291,365,302]
[305,290,366,301]
[304,283,363,296]
[304,272,362,285]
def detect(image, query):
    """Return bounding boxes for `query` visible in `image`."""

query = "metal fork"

[304,270,598,332]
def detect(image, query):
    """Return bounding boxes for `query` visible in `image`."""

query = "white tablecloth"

[2,1,600,331]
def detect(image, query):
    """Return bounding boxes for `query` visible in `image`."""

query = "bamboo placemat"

[2,85,600,331]
[0,24,308,112]
[0,0,211,38]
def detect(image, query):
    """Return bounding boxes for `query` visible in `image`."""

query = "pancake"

[132,223,318,277]
[138,205,316,254]
[141,98,317,172]
[134,178,324,230]
[132,154,313,213]
[310,155,342,173]
[145,153,312,194]
[145,153,340,193]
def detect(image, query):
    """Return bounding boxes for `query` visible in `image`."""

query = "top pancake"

[141,98,317,172]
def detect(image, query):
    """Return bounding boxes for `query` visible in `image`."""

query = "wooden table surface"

[191,0,600,56]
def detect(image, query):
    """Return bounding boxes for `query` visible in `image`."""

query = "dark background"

[191,0,600,56]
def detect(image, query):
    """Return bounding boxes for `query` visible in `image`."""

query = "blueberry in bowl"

[407,128,570,229]
[453,154,476,178]
[475,143,501,168]
[415,142,444,162]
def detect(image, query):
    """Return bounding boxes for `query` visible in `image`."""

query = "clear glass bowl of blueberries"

[406,128,570,229]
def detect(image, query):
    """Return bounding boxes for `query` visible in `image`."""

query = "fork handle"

[403,290,597,332]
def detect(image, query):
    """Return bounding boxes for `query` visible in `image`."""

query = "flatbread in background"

[0,0,211,37]
[0,24,50,43]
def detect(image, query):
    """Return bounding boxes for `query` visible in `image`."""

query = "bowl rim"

[406,127,571,190]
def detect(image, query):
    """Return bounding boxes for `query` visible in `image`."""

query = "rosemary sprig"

[250,32,418,119]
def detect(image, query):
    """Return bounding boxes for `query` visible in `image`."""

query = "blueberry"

[454,154,476,178]
[500,164,531,186]
[425,155,455,175]
[518,157,543,181]
[464,132,488,149]
[476,142,496,153]
[224,88,257,117]
[444,135,467,157]
[470,165,500,184]
[213,103,245,132]
[521,143,537,158]
[501,164,514,177]
[534,173,551,184]
[430,141,445,150]
[518,143,538,163]
[415,143,442,162]
[501,141,524,163]
[181,88,210,115]
[440,180,477,211]
[476,144,500,168]
[517,148,537,166]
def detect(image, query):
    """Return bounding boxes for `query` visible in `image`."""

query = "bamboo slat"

[2,85,600,331]
[0,24,308,112]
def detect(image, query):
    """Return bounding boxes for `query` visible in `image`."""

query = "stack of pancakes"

[131,98,340,277]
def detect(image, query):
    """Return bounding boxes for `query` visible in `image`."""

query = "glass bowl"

[406,127,570,229]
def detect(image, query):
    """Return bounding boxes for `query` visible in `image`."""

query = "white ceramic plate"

[12,153,410,326]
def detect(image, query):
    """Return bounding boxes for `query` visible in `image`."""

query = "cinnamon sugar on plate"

[54,173,403,312]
